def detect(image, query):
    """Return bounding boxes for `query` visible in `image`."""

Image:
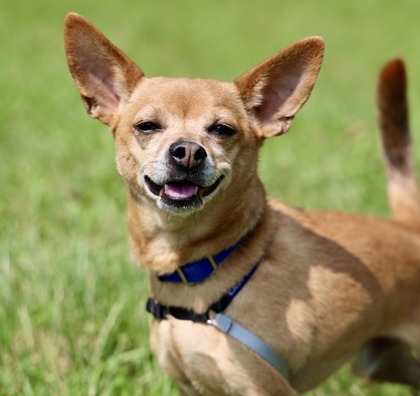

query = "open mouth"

[144,175,224,210]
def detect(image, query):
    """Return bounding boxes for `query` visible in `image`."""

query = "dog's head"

[64,13,323,216]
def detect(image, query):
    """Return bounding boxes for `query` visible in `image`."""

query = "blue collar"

[147,262,259,321]
[148,236,290,379]
[158,240,241,284]
[146,260,290,379]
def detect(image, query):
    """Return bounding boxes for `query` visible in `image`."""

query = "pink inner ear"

[85,68,121,110]
[255,72,303,124]
[65,14,145,124]
[254,86,280,123]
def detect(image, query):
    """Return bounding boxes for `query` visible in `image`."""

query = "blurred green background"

[2,0,420,394]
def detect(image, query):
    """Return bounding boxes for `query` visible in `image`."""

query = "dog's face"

[64,13,324,216]
[114,77,259,214]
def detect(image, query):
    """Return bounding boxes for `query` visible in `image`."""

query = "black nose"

[169,141,207,170]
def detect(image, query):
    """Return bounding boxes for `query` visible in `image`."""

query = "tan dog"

[64,13,420,395]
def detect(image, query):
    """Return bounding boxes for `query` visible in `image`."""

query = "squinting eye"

[133,121,162,134]
[208,124,236,138]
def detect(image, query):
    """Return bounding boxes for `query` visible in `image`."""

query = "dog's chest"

[149,317,293,395]
[150,318,235,389]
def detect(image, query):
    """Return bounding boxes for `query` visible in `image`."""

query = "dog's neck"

[126,176,266,275]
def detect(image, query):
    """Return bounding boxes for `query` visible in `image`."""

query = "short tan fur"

[65,13,420,395]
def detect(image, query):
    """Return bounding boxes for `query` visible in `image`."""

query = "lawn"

[2,0,420,394]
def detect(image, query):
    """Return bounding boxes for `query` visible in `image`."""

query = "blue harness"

[146,240,289,379]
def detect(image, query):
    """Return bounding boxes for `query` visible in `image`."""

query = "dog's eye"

[208,124,236,138]
[134,121,161,134]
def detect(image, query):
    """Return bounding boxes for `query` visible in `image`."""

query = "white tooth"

[194,187,198,195]
[164,184,169,193]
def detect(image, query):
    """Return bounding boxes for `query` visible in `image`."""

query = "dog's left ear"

[234,37,324,138]
[64,13,144,126]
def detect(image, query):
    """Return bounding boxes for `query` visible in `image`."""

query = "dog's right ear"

[64,13,144,126]
[234,37,324,138]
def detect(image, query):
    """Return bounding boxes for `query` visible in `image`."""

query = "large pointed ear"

[64,13,144,126]
[234,37,324,138]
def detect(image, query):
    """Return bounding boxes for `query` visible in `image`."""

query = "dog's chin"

[143,174,225,215]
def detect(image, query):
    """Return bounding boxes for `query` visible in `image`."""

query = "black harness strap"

[146,299,210,322]
[146,261,289,379]
[146,262,259,322]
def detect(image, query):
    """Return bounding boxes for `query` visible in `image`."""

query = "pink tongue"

[164,182,197,199]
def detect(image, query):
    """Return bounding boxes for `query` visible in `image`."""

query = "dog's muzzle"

[143,141,225,213]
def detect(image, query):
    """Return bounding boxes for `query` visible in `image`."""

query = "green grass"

[2,0,420,394]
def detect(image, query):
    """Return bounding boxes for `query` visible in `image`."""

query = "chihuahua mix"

[65,13,420,395]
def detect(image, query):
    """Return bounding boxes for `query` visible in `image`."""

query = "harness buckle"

[146,298,166,319]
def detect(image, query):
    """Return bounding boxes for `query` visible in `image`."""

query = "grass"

[2,0,420,394]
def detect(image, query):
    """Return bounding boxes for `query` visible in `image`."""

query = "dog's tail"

[377,59,420,232]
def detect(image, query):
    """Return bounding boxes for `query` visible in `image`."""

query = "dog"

[64,13,420,395]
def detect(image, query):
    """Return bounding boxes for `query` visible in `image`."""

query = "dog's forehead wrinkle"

[132,77,243,117]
